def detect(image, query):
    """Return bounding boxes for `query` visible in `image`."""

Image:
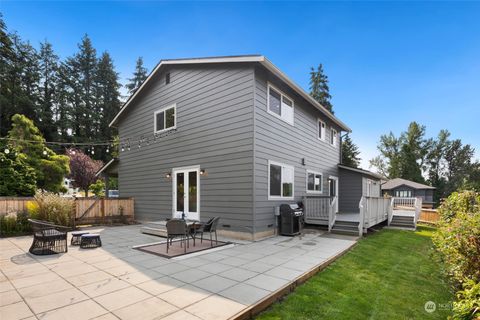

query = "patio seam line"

[229,240,358,320]
[1,271,36,320]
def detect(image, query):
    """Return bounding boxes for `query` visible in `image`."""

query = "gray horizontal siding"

[253,66,343,233]
[339,169,362,213]
[118,64,255,231]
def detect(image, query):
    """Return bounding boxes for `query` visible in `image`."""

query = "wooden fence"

[0,197,134,224]
[418,208,440,224]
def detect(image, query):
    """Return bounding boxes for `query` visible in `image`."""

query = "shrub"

[33,191,74,226]
[433,191,480,319]
[0,211,32,236]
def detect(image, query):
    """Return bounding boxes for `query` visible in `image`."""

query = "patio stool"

[80,234,102,249]
[71,231,89,245]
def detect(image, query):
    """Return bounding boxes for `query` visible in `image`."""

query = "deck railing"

[413,197,423,227]
[359,196,391,235]
[303,195,336,230]
[388,197,394,226]
[392,197,416,209]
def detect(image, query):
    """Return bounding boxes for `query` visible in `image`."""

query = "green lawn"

[257,226,453,320]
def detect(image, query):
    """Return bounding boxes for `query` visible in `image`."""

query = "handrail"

[358,196,365,236]
[414,197,422,227]
[328,196,337,232]
[392,197,416,209]
[388,197,394,226]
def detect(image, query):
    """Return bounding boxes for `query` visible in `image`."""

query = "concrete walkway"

[1,225,356,320]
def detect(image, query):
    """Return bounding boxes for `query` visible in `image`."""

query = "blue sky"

[2,1,479,168]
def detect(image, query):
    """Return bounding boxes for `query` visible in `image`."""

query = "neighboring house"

[106,55,351,240]
[61,178,79,197]
[381,178,436,208]
[338,165,383,213]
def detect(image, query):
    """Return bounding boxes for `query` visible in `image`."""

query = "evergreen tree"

[309,64,333,113]
[37,40,58,141]
[0,141,37,196]
[126,57,148,94]
[0,14,15,136]
[8,114,69,192]
[341,134,361,168]
[95,52,121,160]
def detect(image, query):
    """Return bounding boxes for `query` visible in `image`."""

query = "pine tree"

[126,57,148,94]
[95,51,121,160]
[37,40,58,141]
[341,134,361,168]
[309,64,333,113]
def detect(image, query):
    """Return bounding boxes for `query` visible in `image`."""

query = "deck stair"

[331,220,360,236]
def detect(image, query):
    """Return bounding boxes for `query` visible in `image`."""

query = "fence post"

[101,198,105,225]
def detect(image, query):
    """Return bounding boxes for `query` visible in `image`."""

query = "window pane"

[165,107,175,128]
[307,173,314,191]
[188,171,197,213]
[315,174,322,191]
[270,164,281,196]
[176,173,184,212]
[281,99,293,123]
[269,88,281,116]
[282,166,294,197]
[156,112,165,131]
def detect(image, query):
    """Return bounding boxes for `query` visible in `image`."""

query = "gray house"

[106,55,351,240]
[381,178,436,208]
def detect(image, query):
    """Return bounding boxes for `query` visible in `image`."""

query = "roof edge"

[338,164,384,180]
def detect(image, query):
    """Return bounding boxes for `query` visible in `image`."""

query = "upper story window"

[154,104,176,133]
[330,128,338,147]
[318,120,326,141]
[268,160,294,200]
[395,190,412,198]
[306,170,323,193]
[267,84,294,125]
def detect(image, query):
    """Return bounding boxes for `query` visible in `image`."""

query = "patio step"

[331,220,360,236]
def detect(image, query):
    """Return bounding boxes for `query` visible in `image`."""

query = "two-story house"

[106,55,351,240]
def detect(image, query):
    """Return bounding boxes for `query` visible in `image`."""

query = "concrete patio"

[1,225,356,320]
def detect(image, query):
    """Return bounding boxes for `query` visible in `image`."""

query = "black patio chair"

[28,219,70,255]
[166,219,189,253]
[191,217,220,247]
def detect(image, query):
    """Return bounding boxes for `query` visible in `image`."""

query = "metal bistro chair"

[192,217,220,247]
[166,219,189,253]
[28,219,69,255]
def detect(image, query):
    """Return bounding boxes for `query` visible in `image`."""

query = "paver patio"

[0,225,356,320]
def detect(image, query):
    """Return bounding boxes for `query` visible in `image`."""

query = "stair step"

[390,222,415,228]
[331,228,359,236]
[334,221,359,227]
[332,224,359,231]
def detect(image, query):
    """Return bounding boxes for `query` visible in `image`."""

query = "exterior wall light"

[165,172,172,180]
[200,169,207,176]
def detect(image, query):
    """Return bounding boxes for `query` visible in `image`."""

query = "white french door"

[328,176,339,213]
[172,166,200,221]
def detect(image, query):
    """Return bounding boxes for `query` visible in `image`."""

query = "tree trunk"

[85,189,89,197]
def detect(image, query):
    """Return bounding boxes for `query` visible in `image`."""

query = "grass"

[257,226,453,320]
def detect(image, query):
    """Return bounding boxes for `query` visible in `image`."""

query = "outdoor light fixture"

[302,158,306,166]
[165,172,172,180]
[200,169,207,176]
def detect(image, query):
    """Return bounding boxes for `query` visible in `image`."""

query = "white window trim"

[318,119,326,141]
[266,82,295,126]
[267,160,295,200]
[306,170,323,194]
[154,103,177,134]
[330,127,338,147]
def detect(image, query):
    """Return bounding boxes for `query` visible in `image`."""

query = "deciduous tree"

[68,149,103,197]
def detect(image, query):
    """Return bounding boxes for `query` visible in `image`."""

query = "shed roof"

[109,55,351,132]
[381,178,435,190]
[338,164,384,180]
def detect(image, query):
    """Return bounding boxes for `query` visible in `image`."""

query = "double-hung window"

[306,170,323,193]
[318,120,326,141]
[154,104,176,133]
[268,160,294,199]
[330,128,338,147]
[267,84,294,125]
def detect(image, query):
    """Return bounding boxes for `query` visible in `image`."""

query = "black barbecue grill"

[279,203,304,236]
